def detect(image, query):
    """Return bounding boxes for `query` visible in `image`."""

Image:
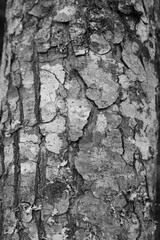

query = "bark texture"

[0,0,158,239]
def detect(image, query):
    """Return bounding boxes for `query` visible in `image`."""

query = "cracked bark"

[0,0,159,239]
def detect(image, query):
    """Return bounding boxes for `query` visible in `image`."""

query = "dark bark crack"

[34,137,46,240]
[13,131,23,239]
[32,43,41,124]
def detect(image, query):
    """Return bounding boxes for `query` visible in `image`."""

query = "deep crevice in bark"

[34,140,46,240]
[32,44,41,124]
[13,131,23,239]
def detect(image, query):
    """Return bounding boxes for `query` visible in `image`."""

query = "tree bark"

[0,0,159,239]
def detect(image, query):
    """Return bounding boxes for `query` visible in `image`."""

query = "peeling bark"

[0,0,158,239]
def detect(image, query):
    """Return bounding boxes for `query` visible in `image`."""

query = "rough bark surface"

[0,0,158,239]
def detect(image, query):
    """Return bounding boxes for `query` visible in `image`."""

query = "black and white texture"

[0,0,159,239]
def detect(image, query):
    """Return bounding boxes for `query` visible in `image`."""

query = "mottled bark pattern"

[155,0,160,238]
[0,0,158,239]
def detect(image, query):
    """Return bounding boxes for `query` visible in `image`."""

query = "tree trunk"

[0,0,159,239]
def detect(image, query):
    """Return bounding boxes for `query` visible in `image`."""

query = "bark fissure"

[13,131,23,239]
[32,45,41,124]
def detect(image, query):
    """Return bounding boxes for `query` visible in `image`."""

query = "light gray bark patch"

[28,0,53,18]
[53,6,76,23]
[76,53,120,109]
